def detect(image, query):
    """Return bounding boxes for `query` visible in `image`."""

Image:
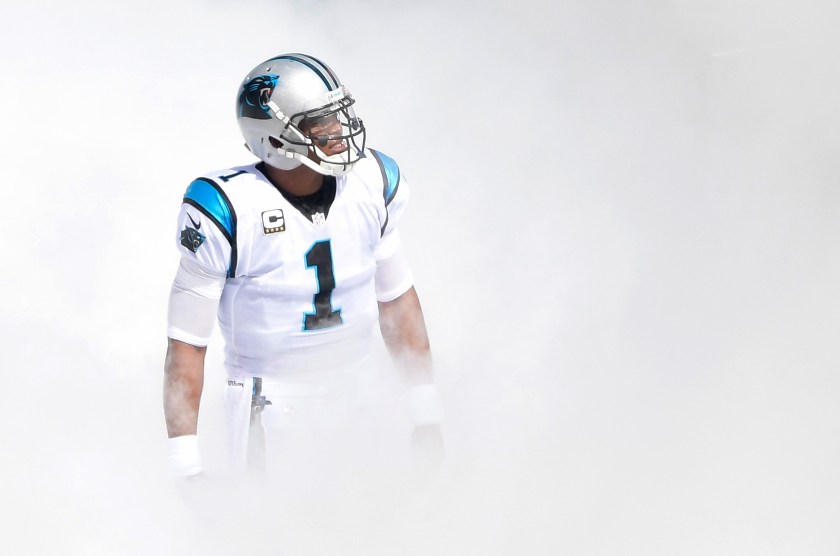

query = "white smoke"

[1,0,839,554]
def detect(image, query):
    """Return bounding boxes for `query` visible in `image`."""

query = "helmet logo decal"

[239,74,279,120]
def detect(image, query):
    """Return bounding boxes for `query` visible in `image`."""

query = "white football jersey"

[171,149,412,378]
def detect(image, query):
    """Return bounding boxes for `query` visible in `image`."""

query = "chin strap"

[296,150,355,176]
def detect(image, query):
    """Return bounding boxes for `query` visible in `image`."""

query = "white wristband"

[409,384,444,426]
[167,435,203,477]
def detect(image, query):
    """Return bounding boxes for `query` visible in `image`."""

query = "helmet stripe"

[293,53,341,88]
[268,53,339,91]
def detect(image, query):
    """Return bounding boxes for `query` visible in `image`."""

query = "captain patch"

[262,209,286,234]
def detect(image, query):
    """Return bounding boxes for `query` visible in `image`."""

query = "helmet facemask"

[266,87,366,176]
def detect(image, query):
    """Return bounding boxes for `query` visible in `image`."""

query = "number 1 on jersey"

[304,240,343,330]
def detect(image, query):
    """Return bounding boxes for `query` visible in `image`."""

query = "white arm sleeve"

[374,229,414,302]
[166,257,226,346]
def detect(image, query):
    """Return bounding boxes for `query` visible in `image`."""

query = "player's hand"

[411,423,444,484]
[173,471,237,528]
[167,435,220,525]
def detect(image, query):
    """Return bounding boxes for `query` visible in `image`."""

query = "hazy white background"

[2,0,839,554]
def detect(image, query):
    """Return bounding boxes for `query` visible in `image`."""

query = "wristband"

[409,384,444,426]
[167,435,203,477]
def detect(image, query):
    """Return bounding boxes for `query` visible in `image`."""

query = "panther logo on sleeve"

[238,74,279,120]
[180,215,206,253]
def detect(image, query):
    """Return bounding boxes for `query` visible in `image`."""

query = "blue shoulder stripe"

[183,178,238,277]
[369,149,400,206]
[184,179,235,239]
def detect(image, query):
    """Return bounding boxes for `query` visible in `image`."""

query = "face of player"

[301,113,348,156]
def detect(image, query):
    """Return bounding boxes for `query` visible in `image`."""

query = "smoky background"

[1,0,839,554]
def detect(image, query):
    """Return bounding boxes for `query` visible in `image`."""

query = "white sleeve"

[374,229,414,302]
[175,180,236,278]
[166,257,225,346]
[380,170,410,239]
[366,149,414,301]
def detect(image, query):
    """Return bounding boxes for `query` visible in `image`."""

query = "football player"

[163,53,443,480]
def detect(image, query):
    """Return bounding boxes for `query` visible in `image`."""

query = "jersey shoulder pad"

[182,177,236,240]
[357,148,401,207]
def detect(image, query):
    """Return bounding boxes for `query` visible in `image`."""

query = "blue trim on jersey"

[184,179,235,238]
[370,149,400,206]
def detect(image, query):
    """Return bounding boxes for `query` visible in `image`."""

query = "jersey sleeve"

[168,178,234,345]
[175,178,237,278]
[368,149,411,260]
[167,257,225,346]
[367,149,415,301]
[374,230,414,302]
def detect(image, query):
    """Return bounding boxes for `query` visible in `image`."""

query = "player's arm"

[163,337,206,478]
[163,256,226,477]
[379,286,445,478]
[164,176,236,476]
[163,338,206,438]
[374,232,440,406]
[368,152,443,473]
[378,286,433,386]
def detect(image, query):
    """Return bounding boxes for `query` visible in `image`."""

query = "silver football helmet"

[235,53,366,176]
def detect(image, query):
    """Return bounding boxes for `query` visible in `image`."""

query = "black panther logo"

[238,74,279,120]
[180,220,205,254]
